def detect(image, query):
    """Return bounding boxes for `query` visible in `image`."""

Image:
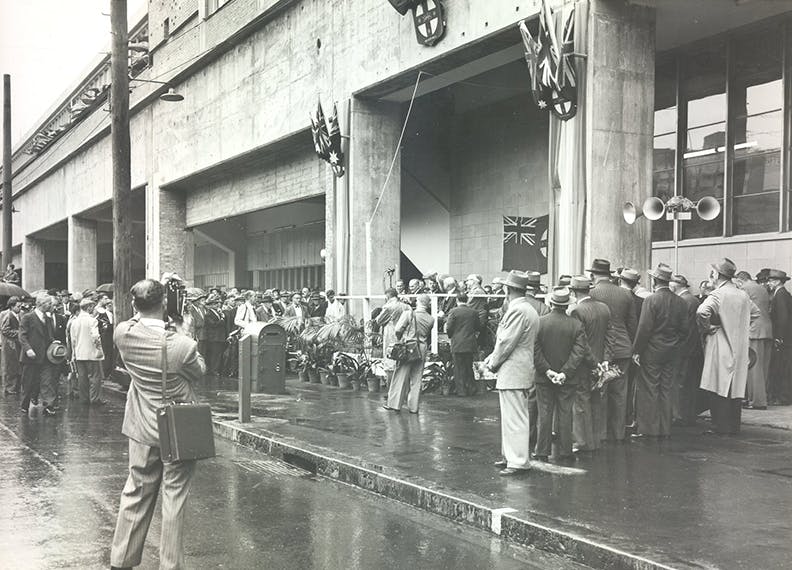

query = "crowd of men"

[2,289,115,415]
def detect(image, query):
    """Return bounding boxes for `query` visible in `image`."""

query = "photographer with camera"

[110,279,206,570]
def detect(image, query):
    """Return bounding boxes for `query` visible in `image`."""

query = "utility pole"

[2,75,12,272]
[111,0,133,322]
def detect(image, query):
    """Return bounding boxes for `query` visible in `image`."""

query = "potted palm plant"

[332,352,358,389]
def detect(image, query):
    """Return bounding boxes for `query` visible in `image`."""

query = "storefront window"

[652,59,676,242]
[681,42,726,239]
[732,27,783,234]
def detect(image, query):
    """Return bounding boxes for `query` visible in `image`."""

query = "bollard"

[238,333,252,423]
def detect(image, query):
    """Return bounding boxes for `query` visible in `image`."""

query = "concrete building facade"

[2,0,791,306]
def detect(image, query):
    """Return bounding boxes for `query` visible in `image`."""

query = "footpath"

[111,376,792,570]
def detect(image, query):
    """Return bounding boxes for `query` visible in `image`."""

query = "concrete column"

[22,236,45,292]
[146,182,192,282]
[348,98,402,303]
[584,1,655,273]
[67,216,97,292]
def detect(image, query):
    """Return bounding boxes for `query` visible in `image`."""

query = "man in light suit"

[110,279,206,570]
[735,271,772,409]
[484,271,539,476]
[67,297,106,405]
[19,293,56,415]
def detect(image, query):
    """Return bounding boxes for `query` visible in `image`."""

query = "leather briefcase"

[157,333,216,463]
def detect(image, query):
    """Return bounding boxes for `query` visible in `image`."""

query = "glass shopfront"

[652,20,789,243]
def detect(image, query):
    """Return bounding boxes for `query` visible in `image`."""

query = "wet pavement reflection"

[0,392,582,569]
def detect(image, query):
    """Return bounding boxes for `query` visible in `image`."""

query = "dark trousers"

[709,391,742,434]
[626,361,639,426]
[452,352,475,396]
[205,341,225,375]
[636,358,676,436]
[606,359,631,441]
[676,351,703,424]
[535,381,576,457]
[768,346,792,404]
[21,362,43,410]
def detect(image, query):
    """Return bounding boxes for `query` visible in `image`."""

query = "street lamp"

[128,76,185,102]
[623,195,720,271]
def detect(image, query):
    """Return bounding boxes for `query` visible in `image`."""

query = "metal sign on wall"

[411,0,446,46]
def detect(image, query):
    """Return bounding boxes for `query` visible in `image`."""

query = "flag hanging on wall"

[502,214,549,274]
[310,99,345,177]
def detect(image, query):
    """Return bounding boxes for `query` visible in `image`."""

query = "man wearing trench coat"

[697,259,759,434]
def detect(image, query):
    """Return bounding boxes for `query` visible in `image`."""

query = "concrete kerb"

[212,418,681,570]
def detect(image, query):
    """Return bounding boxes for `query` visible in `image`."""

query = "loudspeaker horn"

[622,201,640,224]
[387,0,415,15]
[642,197,666,221]
[696,196,721,221]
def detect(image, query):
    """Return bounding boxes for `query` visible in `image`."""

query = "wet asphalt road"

[0,394,582,570]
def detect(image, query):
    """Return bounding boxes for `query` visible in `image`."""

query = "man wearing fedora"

[766,268,792,405]
[524,271,550,318]
[67,297,106,405]
[588,258,637,442]
[669,274,705,424]
[484,270,539,476]
[534,287,589,461]
[734,270,772,410]
[697,259,759,434]
[618,267,647,429]
[631,264,689,438]
[569,277,610,451]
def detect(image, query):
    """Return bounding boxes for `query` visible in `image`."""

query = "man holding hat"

[534,287,589,461]
[588,258,637,441]
[631,264,689,438]
[569,277,610,451]
[19,293,57,415]
[697,259,759,434]
[484,270,539,476]
[670,273,704,424]
[766,269,792,405]
[67,297,106,405]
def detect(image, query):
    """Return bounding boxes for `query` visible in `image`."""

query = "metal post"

[111,0,133,322]
[673,216,679,273]
[238,334,251,423]
[2,75,11,269]
[430,295,439,355]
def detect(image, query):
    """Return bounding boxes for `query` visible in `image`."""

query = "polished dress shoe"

[533,455,549,463]
[43,407,57,416]
[20,407,28,414]
[499,467,530,476]
[493,460,507,468]
[382,405,400,413]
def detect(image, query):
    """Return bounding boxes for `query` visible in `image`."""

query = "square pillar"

[585,1,655,273]
[348,98,402,300]
[67,216,98,292]
[22,236,45,292]
[146,182,192,282]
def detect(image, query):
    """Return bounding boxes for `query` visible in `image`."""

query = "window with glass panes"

[651,22,788,241]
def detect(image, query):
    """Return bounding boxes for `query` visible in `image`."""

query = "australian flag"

[310,99,345,177]
[502,214,549,274]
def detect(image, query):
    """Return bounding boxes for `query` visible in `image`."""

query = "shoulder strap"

[161,332,168,404]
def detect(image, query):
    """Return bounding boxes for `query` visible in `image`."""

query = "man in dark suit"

[110,279,206,570]
[632,264,689,438]
[19,293,56,415]
[534,287,589,461]
[589,258,637,442]
[569,276,610,451]
[767,269,792,404]
[670,274,704,424]
[203,294,227,376]
[617,268,647,429]
[445,292,480,396]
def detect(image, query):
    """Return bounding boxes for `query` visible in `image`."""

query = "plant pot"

[441,384,453,396]
[328,373,339,387]
[366,376,380,393]
[349,378,360,391]
[319,370,331,385]
[336,373,351,389]
[298,369,310,383]
[308,369,321,384]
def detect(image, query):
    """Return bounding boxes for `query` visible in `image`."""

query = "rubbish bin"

[241,322,287,394]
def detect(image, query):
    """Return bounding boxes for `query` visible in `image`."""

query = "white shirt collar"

[139,317,166,329]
